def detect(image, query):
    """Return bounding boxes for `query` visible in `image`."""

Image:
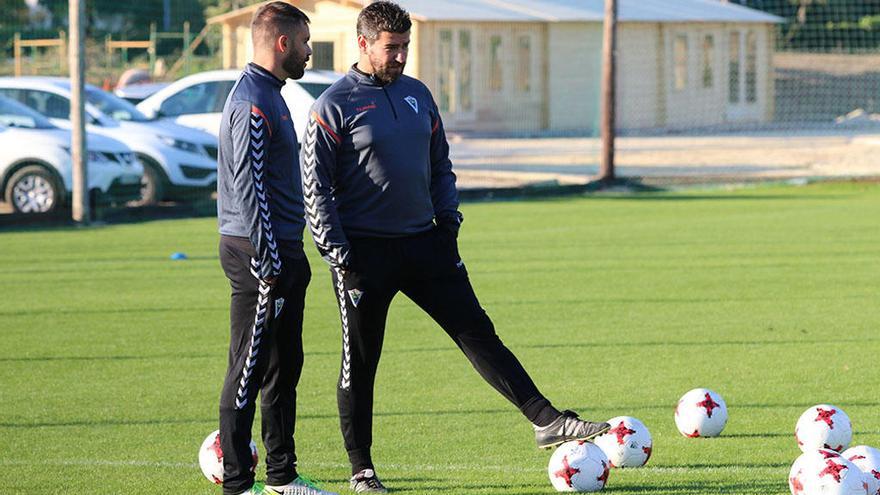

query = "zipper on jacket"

[382,87,398,120]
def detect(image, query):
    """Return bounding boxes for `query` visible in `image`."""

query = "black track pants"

[331,228,554,473]
[218,235,311,495]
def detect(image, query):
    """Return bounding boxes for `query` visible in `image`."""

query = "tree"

[784,0,829,44]
[0,0,32,30]
[735,0,880,50]
[32,0,206,37]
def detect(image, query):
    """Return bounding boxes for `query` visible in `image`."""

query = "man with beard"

[216,3,336,495]
[301,2,611,492]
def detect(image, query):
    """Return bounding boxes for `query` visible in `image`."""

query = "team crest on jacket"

[348,289,363,308]
[404,96,418,114]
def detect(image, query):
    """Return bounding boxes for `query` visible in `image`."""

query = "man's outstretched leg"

[401,229,610,449]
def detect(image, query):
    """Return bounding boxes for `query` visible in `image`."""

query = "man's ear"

[357,34,369,53]
[276,34,289,53]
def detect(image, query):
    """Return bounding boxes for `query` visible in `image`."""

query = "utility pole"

[599,0,618,182]
[70,0,88,223]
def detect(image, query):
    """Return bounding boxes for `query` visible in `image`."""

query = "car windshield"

[85,87,150,122]
[0,95,56,129]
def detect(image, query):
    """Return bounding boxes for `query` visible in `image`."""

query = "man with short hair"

[301,2,610,493]
[216,3,335,495]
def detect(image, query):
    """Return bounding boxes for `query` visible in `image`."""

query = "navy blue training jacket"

[301,66,460,270]
[217,63,306,279]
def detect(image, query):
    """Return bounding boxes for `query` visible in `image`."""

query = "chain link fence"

[1,0,880,221]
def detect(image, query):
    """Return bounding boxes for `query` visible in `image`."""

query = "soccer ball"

[548,441,611,492]
[674,388,728,438]
[789,448,868,495]
[795,404,852,453]
[593,416,653,468]
[843,446,880,495]
[198,430,259,485]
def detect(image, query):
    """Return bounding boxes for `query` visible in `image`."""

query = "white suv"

[0,77,218,205]
[0,95,142,214]
[136,69,341,139]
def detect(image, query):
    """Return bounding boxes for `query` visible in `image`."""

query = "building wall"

[215,0,776,134]
[225,1,420,77]
[616,23,662,130]
[656,22,774,130]
[661,23,727,129]
[547,22,602,133]
[420,21,548,133]
[305,1,362,74]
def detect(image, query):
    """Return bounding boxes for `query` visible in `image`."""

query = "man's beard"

[372,61,405,85]
[282,52,307,80]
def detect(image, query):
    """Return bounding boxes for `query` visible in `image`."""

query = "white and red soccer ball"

[843,446,880,495]
[198,430,259,485]
[593,416,653,468]
[548,441,610,492]
[796,404,852,453]
[674,388,728,438]
[789,448,868,495]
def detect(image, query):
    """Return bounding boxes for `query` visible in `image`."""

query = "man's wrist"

[437,211,463,234]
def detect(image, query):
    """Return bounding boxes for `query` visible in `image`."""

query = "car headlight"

[112,152,138,167]
[60,147,118,164]
[88,150,111,163]
[158,135,203,155]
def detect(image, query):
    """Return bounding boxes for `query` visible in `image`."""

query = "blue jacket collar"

[349,64,390,88]
[246,62,285,89]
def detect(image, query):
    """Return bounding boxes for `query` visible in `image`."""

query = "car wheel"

[132,159,166,206]
[5,165,61,214]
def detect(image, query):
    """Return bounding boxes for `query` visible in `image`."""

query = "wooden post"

[13,33,22,77]
[168,23,214,77]
[59,31,68,74]
[599,0,618,182]
[222,23,235,70]
[183,21,191,74]
[70,0,89,223]
[149,23,158,71]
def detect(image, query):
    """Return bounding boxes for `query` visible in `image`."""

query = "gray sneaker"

[534,410,611,449]
[349,469,388,493]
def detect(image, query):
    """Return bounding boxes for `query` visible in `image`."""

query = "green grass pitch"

[1,181,879,494]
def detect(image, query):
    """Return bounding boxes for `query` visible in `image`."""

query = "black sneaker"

[349,469,388,493]
[534,410,611,449]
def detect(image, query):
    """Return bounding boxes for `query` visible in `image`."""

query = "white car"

[0,77,218,205]
[136,69,342,139]
[114,82,170,105]
[0,95,142,214]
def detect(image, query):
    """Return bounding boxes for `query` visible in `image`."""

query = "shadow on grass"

[0,353,218,363]
[361,337,880,359]
[2,179,865,234]
[1,255,220,269]
[0,305,224,318]
[0,416,215,428]
[0,201,216,232]
[2,335,875,363]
